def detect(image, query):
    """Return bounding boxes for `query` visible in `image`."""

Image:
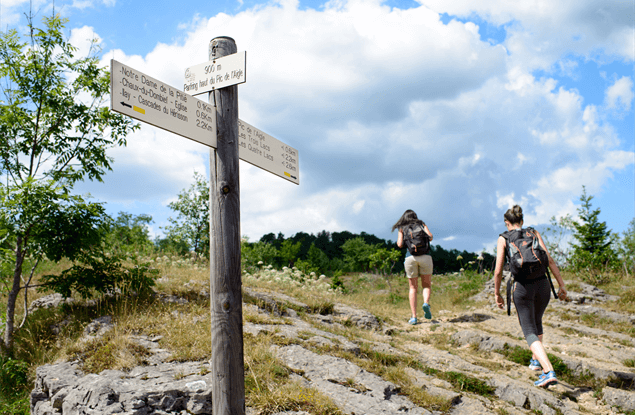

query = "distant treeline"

[243,230,496,276]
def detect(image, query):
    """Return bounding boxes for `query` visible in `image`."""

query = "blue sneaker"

[534,371,558,387]
[528,358,542,371]
[422,303,432,320]
[408,317,418,325]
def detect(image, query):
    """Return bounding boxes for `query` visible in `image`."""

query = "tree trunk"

[4,235,25,354]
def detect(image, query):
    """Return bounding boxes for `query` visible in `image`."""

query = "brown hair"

[504,205,523,225]
[392,209,424,232]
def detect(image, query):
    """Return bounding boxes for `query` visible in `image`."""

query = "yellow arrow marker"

[133,106,146,114]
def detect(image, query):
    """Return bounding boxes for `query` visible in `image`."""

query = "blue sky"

[2,0,633,253]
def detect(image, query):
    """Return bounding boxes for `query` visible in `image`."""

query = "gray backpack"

[403,223,430,255]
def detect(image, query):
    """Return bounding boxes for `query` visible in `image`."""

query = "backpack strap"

[500,231,511,262]
[506,277,513,316]
[546,268,558,299]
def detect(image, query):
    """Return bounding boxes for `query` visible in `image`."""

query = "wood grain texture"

[208,36,245,415]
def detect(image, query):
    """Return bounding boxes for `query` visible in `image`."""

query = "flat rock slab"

[31,361,215,415]
[273,344,431,414]
[603,387,635,412]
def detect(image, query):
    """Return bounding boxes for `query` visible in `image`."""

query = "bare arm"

[397,229,404,248]
[423,224,433,242]
[493,236,507,309]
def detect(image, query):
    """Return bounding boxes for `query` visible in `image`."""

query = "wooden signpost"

[110,36,298,415]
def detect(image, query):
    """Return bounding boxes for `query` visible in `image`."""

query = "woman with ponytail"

[493,205,567,388]
[393,209,434,325]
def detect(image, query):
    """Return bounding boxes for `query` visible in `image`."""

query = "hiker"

[493,205,567,388]
[392,209,434,325]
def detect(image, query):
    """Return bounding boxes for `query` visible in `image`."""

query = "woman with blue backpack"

[493,205,567,388]
[392,209,434,325]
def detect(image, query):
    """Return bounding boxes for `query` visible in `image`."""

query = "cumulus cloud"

[108,0,632,250]
[605,76,634,113]
[14,0,631,253]
[420,0,633,66]
[69,26,102,57]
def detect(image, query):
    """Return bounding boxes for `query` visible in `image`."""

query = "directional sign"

[111,59,299,185]
[184,51,246,96]
[238,120,299,185]
[111,59,217,148]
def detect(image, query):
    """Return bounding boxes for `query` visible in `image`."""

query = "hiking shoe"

[422,303,432,320]
[534,371,558,387]
[528,358,542,371]
[408,317,418,325]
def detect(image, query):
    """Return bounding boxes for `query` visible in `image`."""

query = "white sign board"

[111,60,299,185]
[238,120,299,185]
[111,60,217,148]
[184,51,247,96]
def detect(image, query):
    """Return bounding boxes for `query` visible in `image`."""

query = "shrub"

[40,253,158,299]
[0,356,29,415]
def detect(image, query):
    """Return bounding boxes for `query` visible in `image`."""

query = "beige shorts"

[405,255,433,278]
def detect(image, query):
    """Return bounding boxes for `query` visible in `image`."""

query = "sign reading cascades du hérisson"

[111,60,218,149]
[110,54,299,185]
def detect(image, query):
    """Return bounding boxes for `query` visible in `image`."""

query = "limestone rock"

[31,361,214,415]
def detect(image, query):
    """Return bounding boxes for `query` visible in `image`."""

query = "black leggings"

[513,276,551,347]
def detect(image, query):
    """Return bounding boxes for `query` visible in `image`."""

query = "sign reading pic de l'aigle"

[111,60,217,148]
[184,51,246,96]
[238,120,299,185]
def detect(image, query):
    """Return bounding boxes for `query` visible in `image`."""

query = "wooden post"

[208,36,245,415]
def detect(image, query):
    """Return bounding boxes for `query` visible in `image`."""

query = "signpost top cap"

[211,36,236,43]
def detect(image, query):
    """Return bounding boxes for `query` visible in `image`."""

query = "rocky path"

[30,282,635,415]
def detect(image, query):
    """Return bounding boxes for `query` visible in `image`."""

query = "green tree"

[542,214,575,268]
[241,240,279,269]
[306,243,330,274]
[369,247,402,276]
[570,187,617,271]
[618,218,635,276]
[0,15,137,353]
[368,247,402,291]
[341,237,377,272]
[104,212,154,255]
[162,171,210,261]
[279,239,302,268]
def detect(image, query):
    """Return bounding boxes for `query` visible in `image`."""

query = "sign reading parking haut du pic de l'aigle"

[184,51,246,96]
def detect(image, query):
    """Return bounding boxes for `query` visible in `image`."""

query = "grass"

[498,344,602,389]
[1,257,634,414]
[441,371,496,396]
[558,310,635,337]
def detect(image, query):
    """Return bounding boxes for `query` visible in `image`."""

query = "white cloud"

[605,76,634,112]
[69,26,102,57]
[65,0,634,251]
[420,0,634,66]
[74,127,208,205]
[71,0,93,9]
